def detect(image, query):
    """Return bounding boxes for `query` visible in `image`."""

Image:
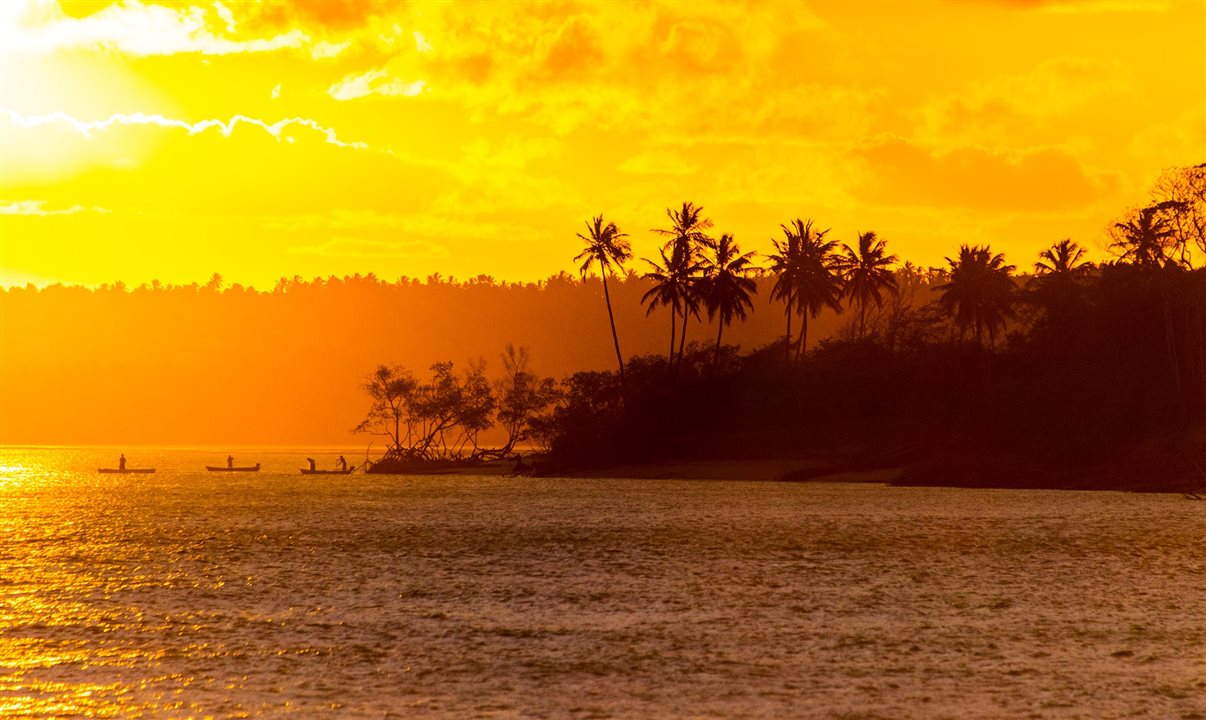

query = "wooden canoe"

[206,464,261,472]
[300,466,355,475]
[98,468,156,474]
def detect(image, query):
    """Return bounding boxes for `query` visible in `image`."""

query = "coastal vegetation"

[356,346,557,472]
[538,163,1205,491]
[341,163,1204,490]
[3,164,1202,492]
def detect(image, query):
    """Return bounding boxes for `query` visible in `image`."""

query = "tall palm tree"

[767,219,844,360]
[767,226,802,359]
[654,202,714,363]
[1110,205,1191,394]
[641,243,702,367]
[939,244,1016,346]
[794,220,843,358]
[700,234,758,365]
[575,215,632,386]
[834,231,898,339]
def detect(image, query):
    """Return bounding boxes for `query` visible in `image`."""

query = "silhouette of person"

[227,454,234,469]
[306,457,316,471]
[338,455,347,471]
[119,453,126,471]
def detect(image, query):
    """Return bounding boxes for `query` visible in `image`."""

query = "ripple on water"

[0,448,1203,718]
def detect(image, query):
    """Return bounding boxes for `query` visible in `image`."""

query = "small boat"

[300,466,356,475]
[206,463,261,472]
[98,467,156,474]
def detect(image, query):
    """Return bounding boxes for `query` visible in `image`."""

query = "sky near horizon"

[1,0,1203,289]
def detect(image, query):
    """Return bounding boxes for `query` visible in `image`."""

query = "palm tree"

[575,215,632,386]
[834,231,898,339]
[654,202,714,363]
[700,234,758,365]
[939,244,1016,346]
[1034,238,1090,279]
[1110,205,1192,394]
[767,219,844,360]
[767,226,802,359]
[1110,205,1178,268]
[1029,239,1091,348]
[641,243,702,366]
[794,220,843,357]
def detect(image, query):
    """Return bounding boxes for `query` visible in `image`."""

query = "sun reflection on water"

[0,464,34,489]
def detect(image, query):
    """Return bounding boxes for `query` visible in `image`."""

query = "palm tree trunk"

[797,313,809,360]
[677,307,690,366]
[669,303,677,368]
[784,291,793,363]
[715,314,724,366]
[601,266,625,388]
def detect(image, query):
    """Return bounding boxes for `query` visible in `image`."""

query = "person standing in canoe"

[306,457,316,471]
[227,454,234,469]
[119,453,126,471]
[338,455,347,471]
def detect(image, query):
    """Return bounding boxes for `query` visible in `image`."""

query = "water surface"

[1,447,1203,718]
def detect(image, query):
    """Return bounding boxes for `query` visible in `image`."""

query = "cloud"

[988,0,1171,12]
[2,0,313,56]
[618,150,699,176]
[266,209,544,242]
[287,236,449,260]
[309,40,349,59]
[0,107,369,149]
[328,70,426,101]
[413,31,432,54]
[913,56,1135,151]
[856,138,1115,212]
[0,200,110,215]
[239,0,396,33]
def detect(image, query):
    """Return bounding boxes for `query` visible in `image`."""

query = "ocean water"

[0,446,1202,719]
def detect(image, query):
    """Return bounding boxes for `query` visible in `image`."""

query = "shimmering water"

[0,447,1203,718]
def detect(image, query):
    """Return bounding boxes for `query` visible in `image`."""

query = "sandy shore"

[390,451,1201,492]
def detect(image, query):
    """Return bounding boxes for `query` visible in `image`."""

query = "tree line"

[575,164,1205,381]
[545,163,1205,487]
[352,163,1203,487]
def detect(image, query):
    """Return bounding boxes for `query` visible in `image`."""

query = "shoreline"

[548,457,1205,494]
[561,459,901,484]
[358,454,1203,493]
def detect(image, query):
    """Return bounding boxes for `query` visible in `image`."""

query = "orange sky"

[1,0,1204,288]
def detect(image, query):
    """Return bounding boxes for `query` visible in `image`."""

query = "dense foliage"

[539,165,1206,490]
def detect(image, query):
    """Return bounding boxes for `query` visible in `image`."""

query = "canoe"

[206,464,261,472]
[300,466,355,475]
[98,468,156,474]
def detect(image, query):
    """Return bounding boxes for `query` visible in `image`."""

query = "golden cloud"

[857,138,1115,212]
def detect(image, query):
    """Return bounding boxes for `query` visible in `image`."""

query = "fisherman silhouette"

[227,454,234,469]
[306,457,316,471]
[119,453,126,471]
[338,455,347,471]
